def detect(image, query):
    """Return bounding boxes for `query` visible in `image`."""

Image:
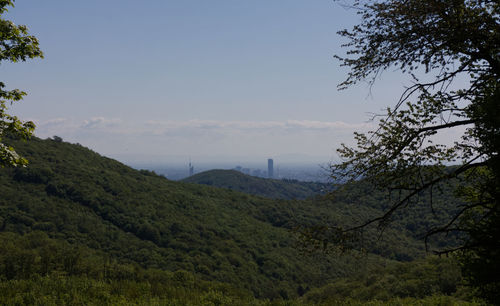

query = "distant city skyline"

[139,158,329,182]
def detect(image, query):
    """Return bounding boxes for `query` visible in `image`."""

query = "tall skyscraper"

[268,158,274,178]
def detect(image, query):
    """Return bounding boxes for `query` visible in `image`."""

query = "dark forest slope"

[0,137,462,299]
[182,169,330,199]
[0,137,373,298]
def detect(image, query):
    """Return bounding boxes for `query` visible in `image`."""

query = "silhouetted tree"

[328,0,499,301]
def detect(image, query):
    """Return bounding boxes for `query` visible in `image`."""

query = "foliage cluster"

[302,257,470,303]
[0,232,477,305]
[0,0,42,167]
[0,231,257,305]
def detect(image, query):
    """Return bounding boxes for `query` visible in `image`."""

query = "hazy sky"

[3,0,451,164]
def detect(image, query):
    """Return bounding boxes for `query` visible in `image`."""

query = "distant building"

[252,169,262,177]
[189,161,194,176]
[268,158,274,178]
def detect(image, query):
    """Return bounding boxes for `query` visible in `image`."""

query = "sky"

[2,0,443,164]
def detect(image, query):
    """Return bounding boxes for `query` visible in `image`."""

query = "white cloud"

[30,117,377,160]
[81,117,122,129]
[39,118,69,126]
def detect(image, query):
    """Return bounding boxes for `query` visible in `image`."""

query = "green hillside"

[0,137,378,298]
[0,137,473,303]
[182,169,330,200]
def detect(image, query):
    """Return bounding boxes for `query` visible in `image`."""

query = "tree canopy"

[0,0,43,167]
[329,0,499,302]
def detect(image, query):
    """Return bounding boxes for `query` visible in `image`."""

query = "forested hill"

[0,137,465,302]
[182,169,330,199]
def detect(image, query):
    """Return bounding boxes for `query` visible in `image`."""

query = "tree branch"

[344,158,487,232]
